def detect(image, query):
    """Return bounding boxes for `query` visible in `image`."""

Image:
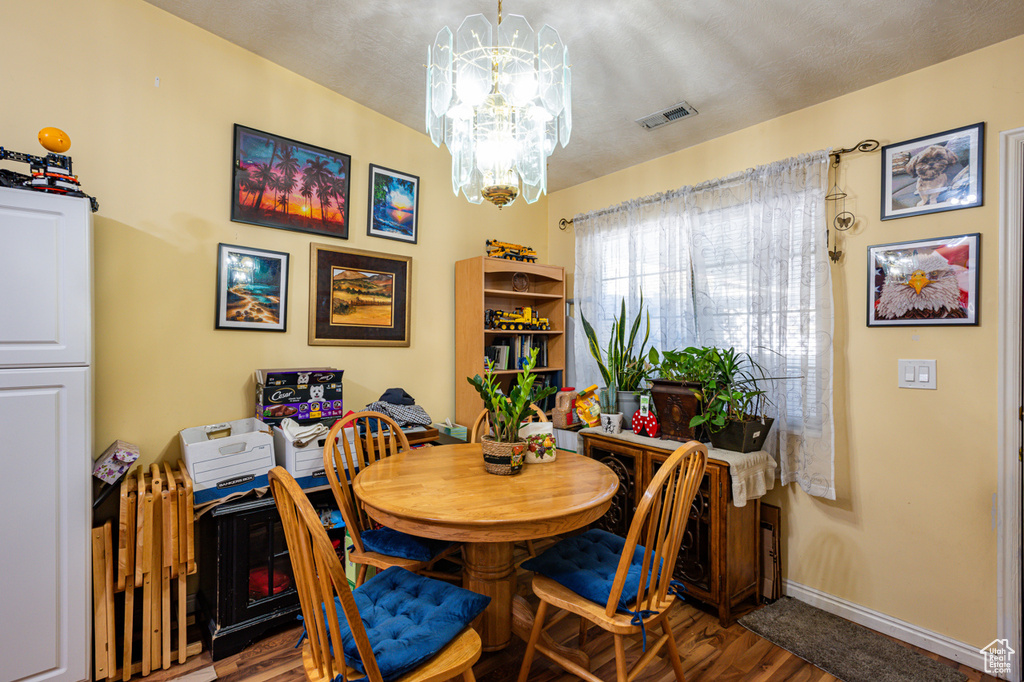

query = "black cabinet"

[197,489,339,660]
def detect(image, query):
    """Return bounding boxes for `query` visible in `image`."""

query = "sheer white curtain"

[573,151,835,499]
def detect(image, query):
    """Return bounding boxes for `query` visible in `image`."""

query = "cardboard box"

[179,418,275,504]
[256,381,344,426]
[434,422,468,441]
[92,439,141,484]
[272,423,355,489]
[255,367,343,387]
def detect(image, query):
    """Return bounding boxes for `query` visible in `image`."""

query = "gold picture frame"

[308,243,411,346]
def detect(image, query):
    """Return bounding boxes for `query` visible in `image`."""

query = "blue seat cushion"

[521,528,651,613]
[360,527,453,562]
[328,566,490,681]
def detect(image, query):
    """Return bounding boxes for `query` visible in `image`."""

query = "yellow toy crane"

[485,306,551,331]
[485,239,538,262]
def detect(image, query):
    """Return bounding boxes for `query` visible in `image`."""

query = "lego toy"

[0,127,98,211]
[486,239,537,262]
[485,306,551,331]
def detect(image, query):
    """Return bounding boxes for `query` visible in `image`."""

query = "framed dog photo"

[367,164,419,244]
[867,233,980,327]
[216,243,289,331]
[880,122,984,220]
[308,243,411,346]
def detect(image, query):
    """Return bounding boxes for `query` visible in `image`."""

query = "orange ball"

[38,127,71,153]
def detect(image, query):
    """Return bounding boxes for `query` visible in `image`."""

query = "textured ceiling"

[144,0,1024,192]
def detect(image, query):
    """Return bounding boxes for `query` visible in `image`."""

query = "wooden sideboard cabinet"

[581,431,760,626]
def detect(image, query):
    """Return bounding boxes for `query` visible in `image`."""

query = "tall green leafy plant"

[579,293,651,392]
[687,347,773,433]
[466,348,558,443]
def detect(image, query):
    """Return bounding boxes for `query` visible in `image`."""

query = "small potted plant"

[579,293,651,425]
[467,348,558,475]
[688,347,775,453]
[647,346,717,441]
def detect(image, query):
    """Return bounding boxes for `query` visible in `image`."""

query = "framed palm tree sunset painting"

[231,124,351,238]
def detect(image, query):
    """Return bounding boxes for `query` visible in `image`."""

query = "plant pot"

[617,391,641,427]
[649,379,702,441]
[708,417,774,453]
[481,435,526,475]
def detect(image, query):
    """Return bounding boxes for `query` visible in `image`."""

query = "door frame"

[998,126,1023,682]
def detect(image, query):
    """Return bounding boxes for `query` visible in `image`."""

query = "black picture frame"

[366,164,420,244]
[216,243,290,331]
[880,122,984,220]
[308,243,411,346]
[231,124,351,239]
[867,233,980,327]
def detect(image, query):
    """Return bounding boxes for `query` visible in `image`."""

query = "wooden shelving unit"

[455,256,566,428]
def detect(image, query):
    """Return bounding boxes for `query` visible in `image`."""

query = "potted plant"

[579,293,651,425]
[646,346,717,441]
[466,348,558,475]
[688,347,775,453]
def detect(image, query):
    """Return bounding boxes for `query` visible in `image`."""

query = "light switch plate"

[898,359,936,389]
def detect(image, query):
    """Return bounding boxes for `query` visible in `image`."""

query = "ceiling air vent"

[636,101,699,130]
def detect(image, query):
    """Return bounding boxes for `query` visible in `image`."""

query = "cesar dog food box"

[179,418,275,504]
[255,367,344,426]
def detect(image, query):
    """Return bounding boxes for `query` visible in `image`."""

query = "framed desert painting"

[880,122,984,220]
[308,243,411,346]
[231,124,351,238]
[867,233,980,327]
[216,243,289,331]
[367,164,419,243]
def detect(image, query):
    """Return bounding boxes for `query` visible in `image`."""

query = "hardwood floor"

[142,594,999,682]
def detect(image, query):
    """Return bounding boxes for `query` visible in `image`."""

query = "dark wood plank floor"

[143,592,998,682]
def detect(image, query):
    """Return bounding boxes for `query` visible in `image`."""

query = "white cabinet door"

[0,367,90,682]
[0,189,91,369]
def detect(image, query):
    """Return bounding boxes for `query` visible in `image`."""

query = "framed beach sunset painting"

[231,124,351,238]
[308,243,411,346]
[216,243,289,331]
[367,164,419,243]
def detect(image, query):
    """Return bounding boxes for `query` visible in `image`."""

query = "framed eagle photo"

[880,122,984,220]
[867,233,980,327]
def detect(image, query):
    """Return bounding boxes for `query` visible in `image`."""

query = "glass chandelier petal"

[559,46,572,147]
[455,14,492,107]
[537,25,564,117]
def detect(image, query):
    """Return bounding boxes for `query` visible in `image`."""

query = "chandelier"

[426,0,571,207]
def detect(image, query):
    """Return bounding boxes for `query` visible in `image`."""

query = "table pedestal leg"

[464,541,514,651]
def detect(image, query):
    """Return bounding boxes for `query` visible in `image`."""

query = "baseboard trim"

[782,580,987,674]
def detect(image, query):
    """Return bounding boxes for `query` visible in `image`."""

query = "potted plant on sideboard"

[579,293,651,426]
[466,348,558,475]
[688,347,775,453]
[647,346,717,441]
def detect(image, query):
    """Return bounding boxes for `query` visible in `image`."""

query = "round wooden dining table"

[353,442,618,651]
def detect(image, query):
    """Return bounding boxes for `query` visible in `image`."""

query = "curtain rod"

[557,141,879,228]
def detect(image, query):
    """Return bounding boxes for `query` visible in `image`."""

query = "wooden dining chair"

[468,402,547,444]
[268,466,485,682]
[517,441,708,682]
[323,411,461,587]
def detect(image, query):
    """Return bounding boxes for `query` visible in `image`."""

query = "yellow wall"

[2,0,547,464]
[548,35,1024,647]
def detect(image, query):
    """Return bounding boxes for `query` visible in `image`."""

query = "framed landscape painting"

[367,164,419,243]
[231,124,351,238]
[880,122,984,220]
[216,243,289,331]
[308,243,411,346]
[867,233,979,327]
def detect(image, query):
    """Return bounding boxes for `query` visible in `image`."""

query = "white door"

[0,367,90,682]
[0,188,91,369]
